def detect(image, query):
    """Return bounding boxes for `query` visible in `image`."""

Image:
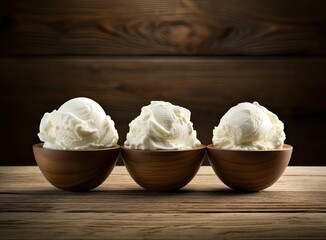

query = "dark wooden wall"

[0,0,325,166]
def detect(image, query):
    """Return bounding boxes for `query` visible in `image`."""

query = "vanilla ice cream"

[212,102,285,150]
[124,101,201,150]
[38,97,118,150]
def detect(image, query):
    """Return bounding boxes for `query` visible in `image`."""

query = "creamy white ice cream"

[212,102,285,150]
[124,101,201,150]
[38,97,118,150]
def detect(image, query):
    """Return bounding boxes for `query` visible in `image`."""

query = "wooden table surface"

[0,166,325,239]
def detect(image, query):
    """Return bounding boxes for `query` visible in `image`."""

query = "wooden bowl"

[32,143,120,191]
[121,145,206,191]
[207,144,293,191]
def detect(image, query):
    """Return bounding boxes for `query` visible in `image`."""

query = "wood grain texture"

[0,57,325,166]
[121,145,205,191]
[0,0,325,55]
[207,144,293,191]
[0,166,325,239]
[32,144,120,191]
[0,213,325,240]
[1,166,325,192]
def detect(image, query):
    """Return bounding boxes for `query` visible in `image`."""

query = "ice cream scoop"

[38,97,118,150]
[212,102,285,150]
[124,101,201,150]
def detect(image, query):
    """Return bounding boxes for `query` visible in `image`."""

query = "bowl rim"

[206,143,293,152]
[33,143,120,152]
[121,144,206,152]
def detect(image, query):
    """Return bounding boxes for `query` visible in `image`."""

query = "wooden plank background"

[0,0,325,55]
[1,58,325,165]
[0,0,325,165]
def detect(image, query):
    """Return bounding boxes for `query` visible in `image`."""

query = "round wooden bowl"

[32,143,120,191]
[121,145,206,191]
[207,144,293,191]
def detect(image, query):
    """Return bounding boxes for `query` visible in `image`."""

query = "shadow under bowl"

[32,143,120,191]
[121,145,206,191]
[207,144,293,191]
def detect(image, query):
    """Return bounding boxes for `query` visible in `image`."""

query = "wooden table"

[0,166,325,239]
